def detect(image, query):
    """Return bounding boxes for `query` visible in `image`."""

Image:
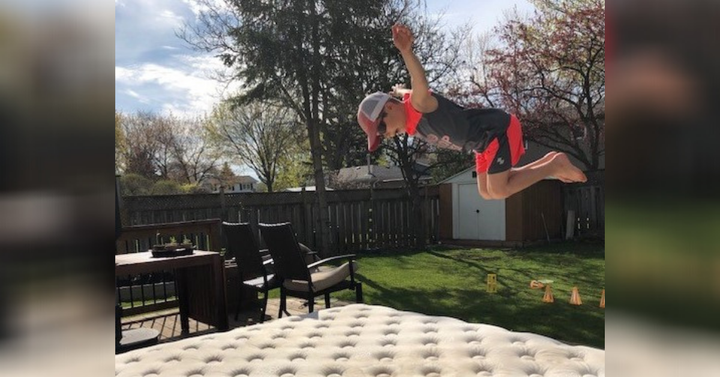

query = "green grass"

[332,241,605,349]
[120,296,177,310]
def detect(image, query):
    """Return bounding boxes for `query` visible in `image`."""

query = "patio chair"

[258,222,363,317]
[115,183,160,354]
[222,222,280,323]
[115,304,160,354]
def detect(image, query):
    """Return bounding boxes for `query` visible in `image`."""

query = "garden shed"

[438,167,563,246]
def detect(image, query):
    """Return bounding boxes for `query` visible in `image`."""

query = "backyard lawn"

[333,241,605,349]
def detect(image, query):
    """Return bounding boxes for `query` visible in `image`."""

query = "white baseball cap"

[357,92,391,152]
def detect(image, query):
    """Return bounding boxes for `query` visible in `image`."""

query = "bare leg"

[509,151,557,175]
[510,152,578,183]
[478,152,558,199]
[486,153,586,199]
[477,173,490,199]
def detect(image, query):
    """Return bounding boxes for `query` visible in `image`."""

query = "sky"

[115,0,535,117]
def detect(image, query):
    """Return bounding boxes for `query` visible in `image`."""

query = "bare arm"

[392,24,438,113]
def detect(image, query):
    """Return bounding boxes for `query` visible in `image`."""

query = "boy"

[357,24,587,200]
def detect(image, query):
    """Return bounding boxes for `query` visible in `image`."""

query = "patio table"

[115,250,229,333]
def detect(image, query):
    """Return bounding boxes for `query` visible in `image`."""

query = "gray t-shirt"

[412,93,511,153]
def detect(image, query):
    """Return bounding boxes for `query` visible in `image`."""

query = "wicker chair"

[222,222,279,323]
[258,222,363,317]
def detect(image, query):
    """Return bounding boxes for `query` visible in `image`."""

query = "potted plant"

[180,236,194,250]
[151,235,193,257]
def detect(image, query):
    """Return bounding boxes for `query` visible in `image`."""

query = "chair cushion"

[244,274,276,289]
[117,328,159,353]
[284,261,358,292]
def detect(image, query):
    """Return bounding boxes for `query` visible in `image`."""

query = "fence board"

[375,201,384,248]
[120,187,440,254]
[361,201,369,250]
[563,183,604,237]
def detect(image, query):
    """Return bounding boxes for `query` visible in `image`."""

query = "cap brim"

[358,112,382,152]
[368,134,381,152]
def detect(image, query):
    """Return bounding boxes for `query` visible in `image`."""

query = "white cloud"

[157,9,184,26]
[116,54,241,117]
[115,66,132,81]
[116,0,237,116]
[125,89,141,99]
[180,0,230,17]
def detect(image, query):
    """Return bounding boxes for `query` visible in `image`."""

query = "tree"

[119,173,152,196]
[166,115,221,185]
[429,148,474,183]
[274,147,313,192]
[208,101,301,193]
[461,0,605,170]
[118,111,161,178]
[115,111,127,174]
[218,162,236,184]
[150,180,185,195]
[180,0,428,254]
[117,111,221,189]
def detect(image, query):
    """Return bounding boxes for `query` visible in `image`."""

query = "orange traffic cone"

[569,286,582,305]
[530,280,545,289]
[599,289,605,308]
[542,285,554,303]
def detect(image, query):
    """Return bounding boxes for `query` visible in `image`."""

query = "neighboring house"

[283,186,334,192]
[204,175,259,193]
[438,167,563,246]
[333,163,432,189]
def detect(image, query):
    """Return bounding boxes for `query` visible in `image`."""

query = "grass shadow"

[336,242,605,348]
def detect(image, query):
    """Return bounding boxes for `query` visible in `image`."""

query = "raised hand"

[389,83,408,97]
[392,23,414,53]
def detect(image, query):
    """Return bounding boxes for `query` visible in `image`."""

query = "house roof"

[337,164,431,183]
[439,166,475,184]
[236,175,258,184]
[205,175,258,185]
[283,186,334,192]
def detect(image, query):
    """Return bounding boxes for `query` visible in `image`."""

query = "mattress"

[115,304,604,377]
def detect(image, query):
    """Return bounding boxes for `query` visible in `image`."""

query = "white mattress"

[115,304,604,377]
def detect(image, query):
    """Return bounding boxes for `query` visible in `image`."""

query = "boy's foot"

[553,153,587,183]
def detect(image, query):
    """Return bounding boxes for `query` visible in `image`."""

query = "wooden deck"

[121,297,353,344]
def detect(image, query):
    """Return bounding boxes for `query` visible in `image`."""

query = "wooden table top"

[115,250,220,276]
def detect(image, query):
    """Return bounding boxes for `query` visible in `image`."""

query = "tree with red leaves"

[458,0,604,170]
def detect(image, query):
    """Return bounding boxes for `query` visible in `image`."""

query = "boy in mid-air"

[357,24,587,200]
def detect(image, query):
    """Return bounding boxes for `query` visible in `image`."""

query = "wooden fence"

[116,219,223,255]
[119,186,441,254]
[562,171,605,238]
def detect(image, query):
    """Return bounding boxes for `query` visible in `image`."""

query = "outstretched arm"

[392,24,438,113]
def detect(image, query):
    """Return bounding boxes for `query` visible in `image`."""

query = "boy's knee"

[479,190,494,200]
[477,185,493,200]
[488,186,510,200]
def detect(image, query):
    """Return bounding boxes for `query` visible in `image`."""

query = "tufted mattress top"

[115,304,604,377]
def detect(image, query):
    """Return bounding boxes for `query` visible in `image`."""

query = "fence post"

[368,182,375,249]
[219,186,227,221]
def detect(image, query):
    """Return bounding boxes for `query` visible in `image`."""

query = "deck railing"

[115,219,223,316]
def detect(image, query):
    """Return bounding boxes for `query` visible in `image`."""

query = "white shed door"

[456,183,506,240]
